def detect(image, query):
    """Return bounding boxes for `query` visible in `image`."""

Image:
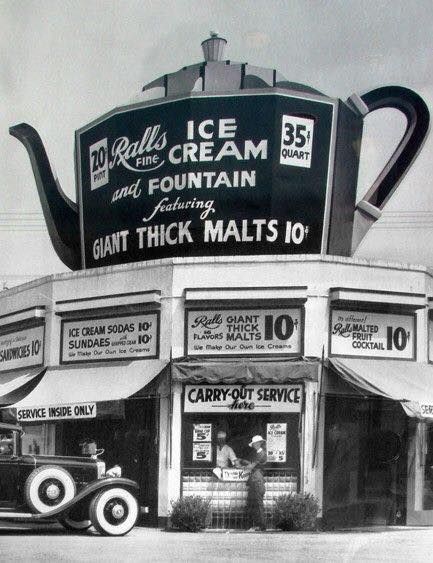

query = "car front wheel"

[89,488,138,536]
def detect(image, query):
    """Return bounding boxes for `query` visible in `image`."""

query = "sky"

[1,0,433,283]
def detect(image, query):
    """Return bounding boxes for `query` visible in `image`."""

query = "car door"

[0,430,19,507]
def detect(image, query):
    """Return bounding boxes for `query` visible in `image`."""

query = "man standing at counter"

[215,430,238,468]
[244,435,267,531]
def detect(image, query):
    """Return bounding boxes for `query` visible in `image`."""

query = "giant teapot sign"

[61,312,159,363]
[330,309,415,359]
[0,325,44,372]
[184,384,302,413]
[76,93,334,268]
[186,308,302,356]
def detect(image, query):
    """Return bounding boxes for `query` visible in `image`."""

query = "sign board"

[330,310,415,359]
[184,384,302,413]
[0,325,44,373]
[186,308,302,356]
[60,312,159,363]
[266,422,287,462]
[221,468,250,482]
[16,402,96,422]
[420,404,433,418]
[76,93,334,268]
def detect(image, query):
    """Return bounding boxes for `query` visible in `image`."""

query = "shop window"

[324,396,407,527]
[182,413,300,470]
[21,424,55,455]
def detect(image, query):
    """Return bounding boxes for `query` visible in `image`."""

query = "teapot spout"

[9,123,81,270]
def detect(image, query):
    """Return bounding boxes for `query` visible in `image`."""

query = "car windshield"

[0,431,14,456]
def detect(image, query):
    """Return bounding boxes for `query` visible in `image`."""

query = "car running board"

[0,512,56,521]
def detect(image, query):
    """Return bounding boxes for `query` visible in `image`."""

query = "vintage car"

[0,422,139,536]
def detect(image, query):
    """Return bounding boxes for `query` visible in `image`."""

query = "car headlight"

[96,461,106,479]
[106,465,122,477]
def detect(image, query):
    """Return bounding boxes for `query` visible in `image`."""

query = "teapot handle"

[349,86,429,212]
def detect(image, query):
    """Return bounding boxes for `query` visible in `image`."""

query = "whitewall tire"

[89,488,139,536]
[25,465,76,514]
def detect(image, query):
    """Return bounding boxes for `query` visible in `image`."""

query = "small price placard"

[267,422,287,462]
[193,423,212,442]
[280,115,314,168]
[192,443,212,462]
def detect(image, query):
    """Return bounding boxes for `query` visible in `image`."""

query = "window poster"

[193,423,212,442]
[192,442,212,462]
[266,422,287,463]
[192,423,212,462]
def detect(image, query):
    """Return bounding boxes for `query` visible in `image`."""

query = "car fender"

[31,477,139,520]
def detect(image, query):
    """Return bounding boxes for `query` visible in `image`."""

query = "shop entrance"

[61,398,160,526]
[323,396,408,527]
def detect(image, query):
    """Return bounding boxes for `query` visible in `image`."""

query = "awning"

[172,356,319,384]
[11,359,168,409]
[327,358,433,418]
[0,368,46,406]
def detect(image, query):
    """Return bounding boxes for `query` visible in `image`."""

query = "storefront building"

[1,255,433,527]
[4,35,431,528]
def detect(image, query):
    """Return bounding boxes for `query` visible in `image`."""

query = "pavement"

[0,523,433,562]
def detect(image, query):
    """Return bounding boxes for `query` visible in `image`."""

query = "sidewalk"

[1,522,433,562]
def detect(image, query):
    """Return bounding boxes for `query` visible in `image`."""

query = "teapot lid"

[140,33,323,102]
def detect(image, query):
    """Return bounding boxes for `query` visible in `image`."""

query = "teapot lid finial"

[201,32,227,62]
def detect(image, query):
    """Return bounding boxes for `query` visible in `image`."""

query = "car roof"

[0,422,23,432]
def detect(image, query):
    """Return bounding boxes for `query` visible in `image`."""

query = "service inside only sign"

[186,308,302,356]
[17,402,96,422]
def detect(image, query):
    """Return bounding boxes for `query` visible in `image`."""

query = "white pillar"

[166,381,183,513]
[302,380,320,497]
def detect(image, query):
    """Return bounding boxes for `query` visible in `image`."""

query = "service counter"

[182,468,298,528]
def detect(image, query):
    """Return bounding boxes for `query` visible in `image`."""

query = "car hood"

[20,454,99,467]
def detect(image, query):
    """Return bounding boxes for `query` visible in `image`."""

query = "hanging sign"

[186,308,302,356]
[76,93,334,268]
[60,312,159,363]
[221,468,250,482]
[266,422,287,462]
[330,310,415,359]
[0,325,44,372]
[420,404,433,417]
[16,402,97,422]
[184,384,302,413]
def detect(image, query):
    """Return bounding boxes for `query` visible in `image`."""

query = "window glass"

[182,413,300,470]
[21,424,55,455]
[0,431,14,456]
